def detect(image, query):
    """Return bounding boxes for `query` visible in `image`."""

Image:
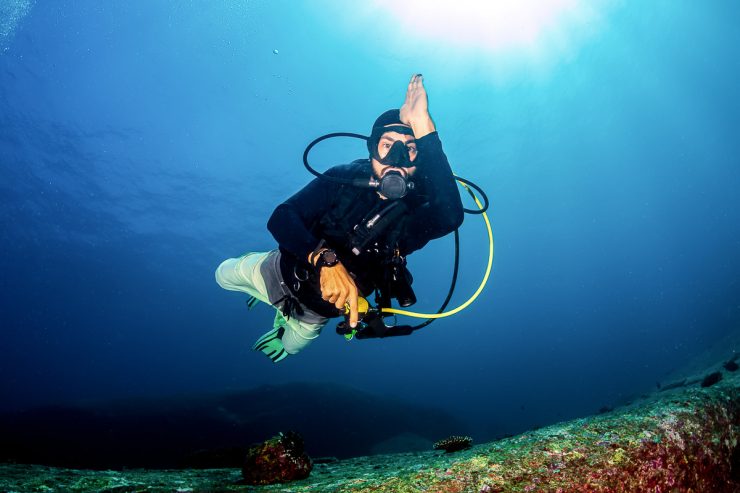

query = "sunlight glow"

[370,0,581,52]
[328,0,617,80]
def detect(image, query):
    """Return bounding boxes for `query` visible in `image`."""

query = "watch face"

[321,250,338,264]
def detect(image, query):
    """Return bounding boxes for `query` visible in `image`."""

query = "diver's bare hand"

[319,263,359,328]
[399,74,436,139]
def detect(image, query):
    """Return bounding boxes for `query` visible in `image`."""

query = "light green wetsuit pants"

[215,250,328,362]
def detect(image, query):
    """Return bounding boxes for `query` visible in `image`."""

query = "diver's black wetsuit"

[267,131,463,318]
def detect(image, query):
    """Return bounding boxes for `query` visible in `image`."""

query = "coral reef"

[1,366,739,492]
[241,431,313,485]
[433,435,474,453]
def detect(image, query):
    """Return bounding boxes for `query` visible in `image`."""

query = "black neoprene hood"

[372,109,404,128]
[366,109,415,159]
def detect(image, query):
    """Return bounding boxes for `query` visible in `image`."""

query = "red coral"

[241,431,313,485]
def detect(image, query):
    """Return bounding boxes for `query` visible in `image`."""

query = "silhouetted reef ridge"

[0,382,467,470]
[2,365,740,491]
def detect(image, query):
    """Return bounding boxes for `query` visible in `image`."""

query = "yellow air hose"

[380,179,494,319]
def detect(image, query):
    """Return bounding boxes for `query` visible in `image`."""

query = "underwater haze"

[2,0,740,445]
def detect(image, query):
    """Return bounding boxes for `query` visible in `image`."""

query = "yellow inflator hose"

[380,179,494,319]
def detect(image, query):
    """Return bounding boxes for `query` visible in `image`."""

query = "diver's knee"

[215,258,240,290]
[281,323,324,354]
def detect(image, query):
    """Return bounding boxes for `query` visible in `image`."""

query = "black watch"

[315,249,339,269]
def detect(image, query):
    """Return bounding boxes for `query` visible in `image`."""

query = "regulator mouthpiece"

[370,170,414,200]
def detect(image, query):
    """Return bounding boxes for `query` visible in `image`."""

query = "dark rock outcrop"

[0,382,467,470]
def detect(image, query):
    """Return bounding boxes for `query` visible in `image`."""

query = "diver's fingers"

[327,286,341,304]
[319,263,358,313]
[321,274,340,303]
[347,284,359,328]
[334,286,349,310]
[416,75,426,94]
[408,74,422,91]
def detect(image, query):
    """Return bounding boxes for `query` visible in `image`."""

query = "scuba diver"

[216,74,464,362]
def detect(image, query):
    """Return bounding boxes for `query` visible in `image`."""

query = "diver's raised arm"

[399,74,436,139]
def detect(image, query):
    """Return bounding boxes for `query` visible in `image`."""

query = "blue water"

[1,0,739,442]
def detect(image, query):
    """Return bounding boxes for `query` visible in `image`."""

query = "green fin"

[246,296,260,310]
[273,310,288,330]
[253,326,288,363]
